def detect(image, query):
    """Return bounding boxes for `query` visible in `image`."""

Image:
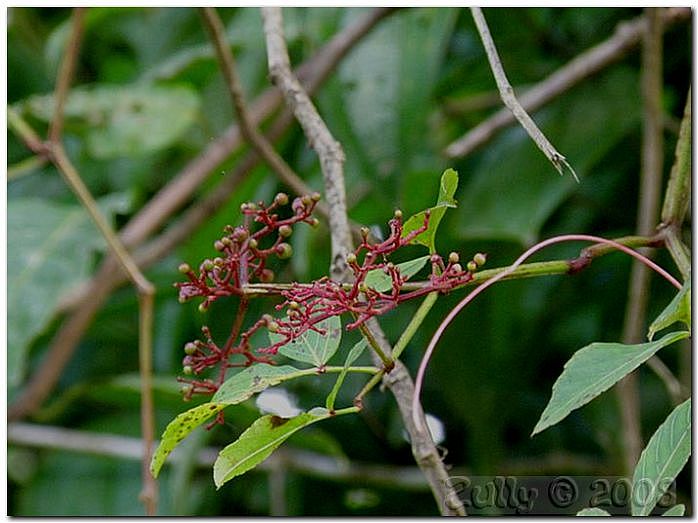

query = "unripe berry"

[311,192,321,202]
[279,225,293,238]
[448,252,460,264]
[393,209,403,220]
[260,268,275,283]
[346,253,357,264]
[474,252,487,266]
[301,195,312,206]
[248,238,258,249]
[467,261,477,272]
[289,300,300,310]
[276,242,293,259]
[274,192,289,206]
[184,342,197,355]
[198,302,208,313]
[178,263,191,274]
[183,365,193,375]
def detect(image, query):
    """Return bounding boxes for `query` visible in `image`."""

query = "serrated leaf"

[326,338,368,411]
[364,255,430,292]
[151,402,226,478]
[661,504,685,516]
[402,168,459,253]
[212,364,303,403]
[213,411,331,487]
[648,278,691,341]
[21,84,200,158]
[151,364,303,478]
[7,195,130,389]
[576,507,611,516]
[631,399,691,516]
[271,316,342,367]
[532,331,689,436]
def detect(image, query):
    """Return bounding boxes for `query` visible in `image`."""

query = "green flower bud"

[474,253,487,266]
[276,242,293,259]
[274,192,289,206]
[358,282,368,293]
[289,300,300,310]
[311,192,321,202]
[183,365,193,375]
[260,268,275,283]
[178,263,191,274]
[267,320,280,333]
[248,238,258,249]
[466,261,477,272]
[301,195,312,206]
[214,240,225,251]
[198,302,208,313]
[452,263,463,273]
[448,252,460,264]
[309,217,320,228]
[202,260,214,271]
[279,225,293,238]
[393,209,403,220]
[346,253,357,264]
[184,342,197,355]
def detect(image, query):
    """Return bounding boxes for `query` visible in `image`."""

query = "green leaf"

[532,331,689,436]
[648,277,691,340]
[7,195,130,389]
[326,338,368,411]
[151,364,303,478]
[151,402,226,479]
[364,255,430,293]
[20,84,200,158]
[402,168,459,253]
[631,399,691,516]
[272,316,342,367]
[212,364,303,403]
[576,507,611,516]
[661,504,685,516]
[213,411,332,488]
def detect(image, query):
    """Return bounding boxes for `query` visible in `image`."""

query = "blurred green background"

[7,7,691,516]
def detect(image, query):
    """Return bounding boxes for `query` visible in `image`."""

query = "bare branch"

[469,7,577,181]
[446,7,690,161]
[262,7,352,279]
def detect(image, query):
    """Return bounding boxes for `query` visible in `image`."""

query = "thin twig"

[262,6,352,280]
[469,7,577,181]
[8,7,398,423]
[48,7,86,143]
[445,7,690,160]
[616,7,665,476]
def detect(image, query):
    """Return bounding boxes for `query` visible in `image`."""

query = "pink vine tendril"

[411,234,682,433]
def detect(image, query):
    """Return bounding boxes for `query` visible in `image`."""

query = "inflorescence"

[174,192,486,402]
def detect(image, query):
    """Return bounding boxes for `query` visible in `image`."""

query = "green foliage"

[364,255,430,292]
[631,399,691,516]
[273,316,342,367]
[7,195,130,390]
[576,507,611,516]
[326,339,368,411]
[648,277,691,341]
[402,168,458,253]
[532,331,689,436]
[213,409,332,488]
[661,504,686,516]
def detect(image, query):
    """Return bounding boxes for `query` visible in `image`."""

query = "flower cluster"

[174,193,487,402]
[174,192,319,400]
[262,210,486,354]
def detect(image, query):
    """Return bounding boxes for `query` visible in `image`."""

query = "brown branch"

[615,7,665,476]
[260,7,465,516]
[8,7,398,422]
[468,7,577,180]
[48,7,86,143]
[445,7,691,160]
[262,6,352,280]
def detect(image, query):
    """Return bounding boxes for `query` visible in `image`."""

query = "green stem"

[660,89,691,225]
[7,155,47,181]
[352,369,386,410]
[357,321,394,370]
[391,292,438,360]
[332,405,361,416]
